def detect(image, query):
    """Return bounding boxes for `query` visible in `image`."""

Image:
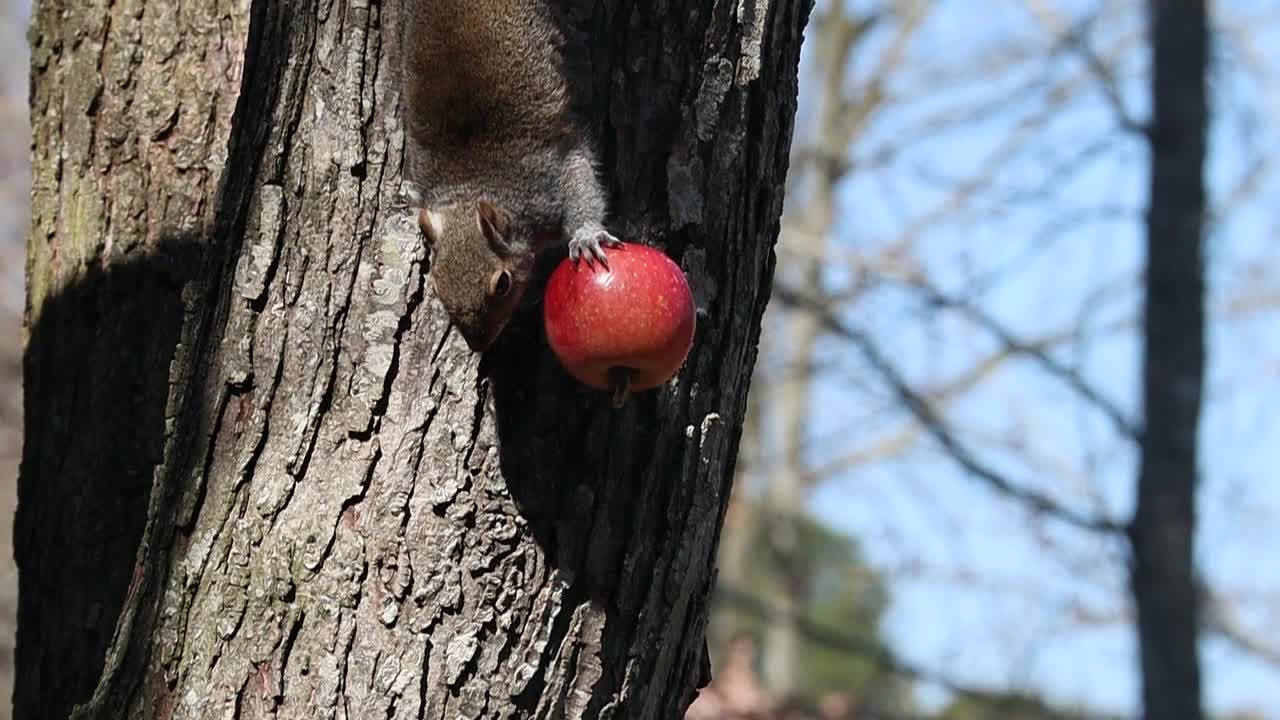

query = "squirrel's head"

[419,201,535,352]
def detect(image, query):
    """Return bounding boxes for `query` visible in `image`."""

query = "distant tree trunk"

[1129,1,1208,718]
[759,276,819,697]
[17,0,811,718]
[758,5,875,695]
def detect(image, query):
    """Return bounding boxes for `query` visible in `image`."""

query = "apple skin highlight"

[543,243,696,393]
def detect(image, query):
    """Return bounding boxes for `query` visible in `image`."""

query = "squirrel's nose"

[453,323,493,352]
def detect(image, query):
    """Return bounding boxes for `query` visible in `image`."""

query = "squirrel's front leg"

[561,145,622,267]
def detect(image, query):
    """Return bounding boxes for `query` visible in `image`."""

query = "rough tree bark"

[1129,0,1208,718]
[17,0,811,718]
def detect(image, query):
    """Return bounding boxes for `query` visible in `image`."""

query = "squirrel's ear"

[418,208,444,245]
[477,201,513,254]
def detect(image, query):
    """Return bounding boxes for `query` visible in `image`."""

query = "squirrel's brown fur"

[402,0,618,351]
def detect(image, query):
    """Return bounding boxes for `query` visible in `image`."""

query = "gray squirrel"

[401,0,621,351]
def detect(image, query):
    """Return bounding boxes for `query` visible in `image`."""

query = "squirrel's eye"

[491,270,513,297]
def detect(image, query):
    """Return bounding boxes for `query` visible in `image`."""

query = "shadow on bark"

[15,237,207,719]
[484,251,640,575]
[460,3,718,705]
[482,245,713,709]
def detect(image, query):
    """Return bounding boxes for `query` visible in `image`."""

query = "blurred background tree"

[0,0,29,716]
[696,0,1278,718]
[712,500,911,712]
[935,694,1090,720]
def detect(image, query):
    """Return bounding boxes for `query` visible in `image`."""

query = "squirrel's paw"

[568,230,622,268]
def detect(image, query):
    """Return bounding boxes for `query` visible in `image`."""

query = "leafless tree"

[716,0,1278,716]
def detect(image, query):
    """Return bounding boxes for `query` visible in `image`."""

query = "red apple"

[544,243,695,401]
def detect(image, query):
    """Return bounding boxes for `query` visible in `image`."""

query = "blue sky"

[784,0,1280,714]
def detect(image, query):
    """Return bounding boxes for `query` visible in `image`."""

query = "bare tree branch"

[774,285,1126,535]
[715,584,1124,720]
[900,278,1142,442]
[1021,0,1149,135]
[1204,591,1280,668]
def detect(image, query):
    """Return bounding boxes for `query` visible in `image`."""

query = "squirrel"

[401,0,621,352]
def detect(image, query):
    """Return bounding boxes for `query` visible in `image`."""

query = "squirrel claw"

[569,230,620,269]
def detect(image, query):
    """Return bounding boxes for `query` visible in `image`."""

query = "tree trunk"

[17,0,811,718]
[1129,0,1208,718]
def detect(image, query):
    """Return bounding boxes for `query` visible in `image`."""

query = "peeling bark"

[18,0,811,718]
